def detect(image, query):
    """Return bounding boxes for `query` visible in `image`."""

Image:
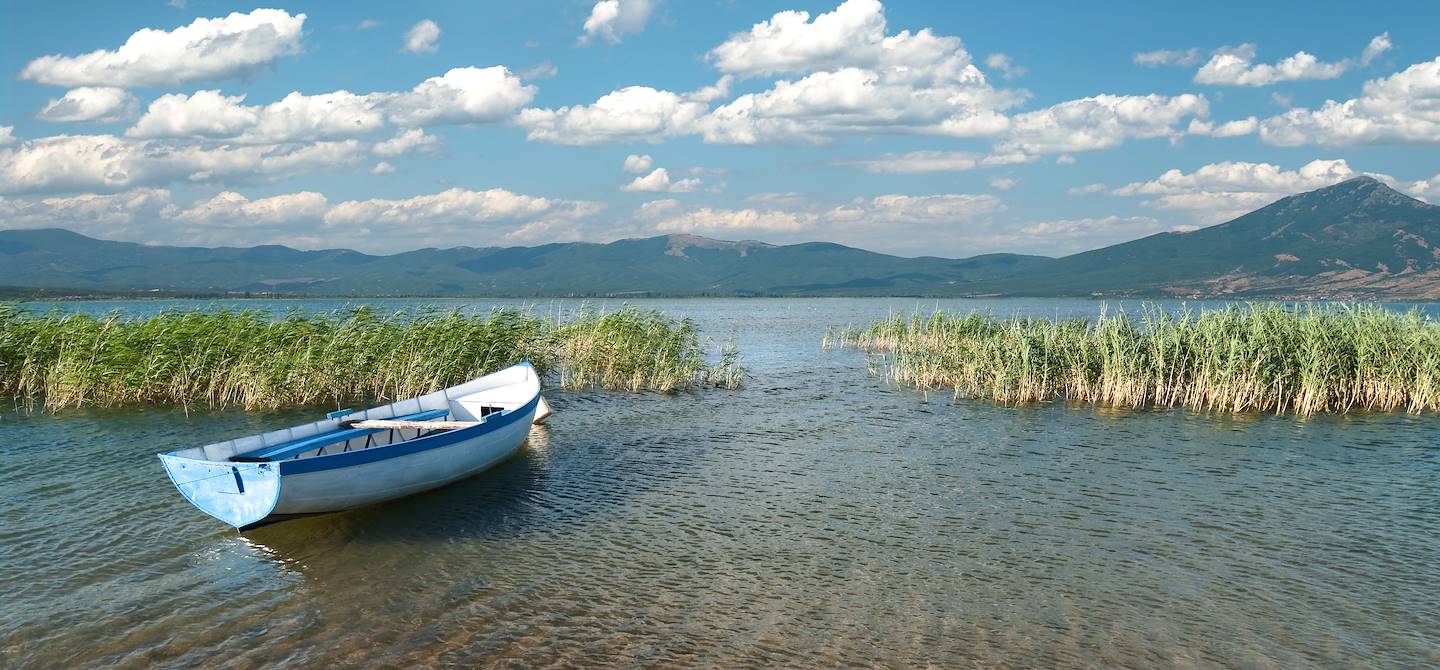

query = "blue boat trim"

[278,391,540,476]
[232,408,450,462]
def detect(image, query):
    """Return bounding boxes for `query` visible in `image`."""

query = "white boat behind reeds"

[158,362,551,530]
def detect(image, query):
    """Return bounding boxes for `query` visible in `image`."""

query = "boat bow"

[158,455,281,528]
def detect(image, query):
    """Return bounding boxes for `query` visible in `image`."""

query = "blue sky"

[1,0,1437,257]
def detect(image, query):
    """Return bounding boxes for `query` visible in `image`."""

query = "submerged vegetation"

[0,305,743,411]
[827,303,1440,416]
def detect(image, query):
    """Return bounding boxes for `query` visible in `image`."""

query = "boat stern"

[158,454,282,529]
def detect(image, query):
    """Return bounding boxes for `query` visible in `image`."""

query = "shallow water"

[2,298,1438,668]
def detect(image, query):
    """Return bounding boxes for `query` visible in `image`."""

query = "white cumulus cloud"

[322,188,605,248]
[996,93,1210,156]
[4,65,535,196]
[125,67,532,143]
[0,188,175,238]
[827,193,1004,225]
[518,82,721,145]
[0,184,614,252]
[621,167,700,193]
[404,19,441,54]
[126,90,259,139]
[1405,174,1440,201]
[324,188,603,230]
[239,91,387,144]
[386,66,536,126]
[20,9,305,88]
[647,205,816,233]
[708,0,891,76]
[127,89,385,144]
[373,128,439,157]
[1112,158,1388,223]
[0,134,366,195]
[581,0,654,45]
[1194,43,1352,87]
[634,190,1003,243]
[175,190,329,225]
[1142,35,1391,86]
[1260,57,1440,146]
[1186,116,1259,137]
[623,154,654,174]
[36,87,138,123]
[699,0,1021,144]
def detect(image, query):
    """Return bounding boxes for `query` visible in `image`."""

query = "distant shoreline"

[6,177,1440,303]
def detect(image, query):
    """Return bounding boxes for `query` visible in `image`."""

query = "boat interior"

[226,404,506,463]
[167,366,539,464]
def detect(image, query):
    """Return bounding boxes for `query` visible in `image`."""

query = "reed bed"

[827,303,1440,416]
[0,305,742,411]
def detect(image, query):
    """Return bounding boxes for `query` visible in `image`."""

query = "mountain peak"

[1274,174,1428,213]
[1310,175,1386,198]
[1341,175,1382,186]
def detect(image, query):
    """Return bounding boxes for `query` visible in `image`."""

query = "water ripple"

[3,298,1439,668]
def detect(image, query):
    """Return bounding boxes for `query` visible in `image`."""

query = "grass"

[0,304,743,411]
[826,303,1440,416]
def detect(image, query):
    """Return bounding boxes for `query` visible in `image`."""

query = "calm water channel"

[2,298,1437,668]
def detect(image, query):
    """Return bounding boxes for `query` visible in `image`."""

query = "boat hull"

[270,400,536,516]
[158,363,543,530]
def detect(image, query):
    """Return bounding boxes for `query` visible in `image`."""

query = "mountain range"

[2,177,1437,300]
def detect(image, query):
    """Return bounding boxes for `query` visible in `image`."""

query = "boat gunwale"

[277,389,540,475]
[158,361,539,463]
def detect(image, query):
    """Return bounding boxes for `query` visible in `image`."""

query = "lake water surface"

[2,298,1437,668]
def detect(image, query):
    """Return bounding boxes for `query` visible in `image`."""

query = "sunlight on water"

[2,298,1438,668]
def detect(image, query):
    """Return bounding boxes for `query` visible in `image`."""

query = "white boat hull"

[158,363,544,530]
[269,405,534,515]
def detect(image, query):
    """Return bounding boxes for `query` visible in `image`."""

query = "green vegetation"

[0,228,1047,299]
[827,304,1440,416]
[0,305,742,411]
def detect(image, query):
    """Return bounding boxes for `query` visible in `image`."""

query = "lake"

[2,298,1437,668]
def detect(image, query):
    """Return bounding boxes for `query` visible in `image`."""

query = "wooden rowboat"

[158,362,551,530]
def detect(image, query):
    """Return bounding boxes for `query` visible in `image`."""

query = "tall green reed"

[827,303,1440,416]
[0,304,743,411]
